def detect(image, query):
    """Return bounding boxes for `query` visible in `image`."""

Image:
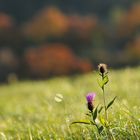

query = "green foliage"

[98,106,103,113]
[92,106,98,121]
[98,75,109,88]
[71,121,91,125]
[106,96,117,110]
[98,126,104,134]
[99,117,106,126]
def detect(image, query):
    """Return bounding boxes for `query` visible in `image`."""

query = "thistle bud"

[86,93,96,112]
[98,63,108,74]
[87,102,93,112]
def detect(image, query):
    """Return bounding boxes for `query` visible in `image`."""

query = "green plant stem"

[102,74,108,121]
[91,111,100,134]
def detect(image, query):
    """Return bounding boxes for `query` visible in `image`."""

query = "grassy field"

[0,67,140,139]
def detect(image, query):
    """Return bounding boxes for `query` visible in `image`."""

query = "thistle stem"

[102,74,108,121]
[91,111,100,134]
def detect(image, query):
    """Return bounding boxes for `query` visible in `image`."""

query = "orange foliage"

[23,7,98,40]
[0,13,14,29]
[68,15,97,39]
[24,43,92,77]
[117,4,140,37]
[23,7,68,39]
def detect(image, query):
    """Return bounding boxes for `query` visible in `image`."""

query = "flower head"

[98,63,108,74]
[86,93,96,111]
[86,93,96,103]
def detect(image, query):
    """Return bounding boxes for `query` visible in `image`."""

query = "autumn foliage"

[23,7,69,40]
[0,3,140,80]
[24,44,92,78]
[23,7,98,41]
[117,4,140,37]
[0,13,14,29]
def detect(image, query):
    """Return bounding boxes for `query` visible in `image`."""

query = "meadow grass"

[0,67,140,139]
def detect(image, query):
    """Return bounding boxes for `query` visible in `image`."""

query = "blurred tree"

[22,7,68,41]
[117,3,140,38]
[24,43,92,78]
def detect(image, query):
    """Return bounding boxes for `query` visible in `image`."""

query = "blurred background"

[0,0,140,82]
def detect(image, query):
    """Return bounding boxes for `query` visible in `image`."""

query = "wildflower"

[86,93,96,111]
[98,63,108,75]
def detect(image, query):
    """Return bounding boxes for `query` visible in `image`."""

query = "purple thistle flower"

[86,93,96,111]
[86,93,96,103]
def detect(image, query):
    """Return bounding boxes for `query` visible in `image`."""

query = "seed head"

[98,63,108,74]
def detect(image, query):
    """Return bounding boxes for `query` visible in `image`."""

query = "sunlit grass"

[0,67,140,139]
